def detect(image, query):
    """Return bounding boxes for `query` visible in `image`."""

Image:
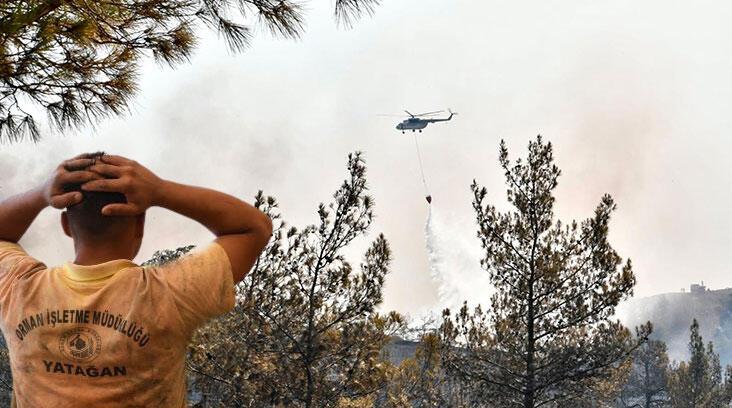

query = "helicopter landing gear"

[401,131,405,134]
[418,130,422,133]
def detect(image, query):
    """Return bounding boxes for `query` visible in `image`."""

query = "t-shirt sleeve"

[0,241,44,300]
[156,243,236,330]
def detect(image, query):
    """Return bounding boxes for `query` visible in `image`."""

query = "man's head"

[60,152,145,261]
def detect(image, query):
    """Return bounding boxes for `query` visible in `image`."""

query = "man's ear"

[61,212,72,238]
[134,213,146,239]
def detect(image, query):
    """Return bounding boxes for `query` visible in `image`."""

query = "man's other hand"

[82,155,164,216]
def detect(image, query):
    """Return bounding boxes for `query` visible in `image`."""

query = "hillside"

[619,284,732,364]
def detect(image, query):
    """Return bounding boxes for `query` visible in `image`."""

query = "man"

[0,153,273,407]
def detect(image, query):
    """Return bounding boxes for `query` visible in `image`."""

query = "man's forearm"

[0,156,97,243]
[0,187,47,243]
[155,180,271,237]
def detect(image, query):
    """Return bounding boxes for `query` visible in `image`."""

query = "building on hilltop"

[690,282,708,294]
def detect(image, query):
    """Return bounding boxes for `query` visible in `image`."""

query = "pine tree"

[179,153,403,407]
[723,365,732,403]
[618,329,670,408]
[0,0,382,142]
[668,319,726,408]
[440,136,648,408]
[378,332,479,408]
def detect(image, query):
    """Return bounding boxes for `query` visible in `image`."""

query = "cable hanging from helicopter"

[413,133,432,204]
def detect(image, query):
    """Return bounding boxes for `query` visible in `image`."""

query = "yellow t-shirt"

[0,241,235,407]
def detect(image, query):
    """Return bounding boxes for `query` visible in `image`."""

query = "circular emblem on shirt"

[59,327,101,363]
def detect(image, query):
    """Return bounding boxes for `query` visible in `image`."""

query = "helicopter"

[395,109,456,133]
[379,109,458,205]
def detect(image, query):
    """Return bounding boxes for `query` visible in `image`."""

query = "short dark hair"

[63,152,129,237]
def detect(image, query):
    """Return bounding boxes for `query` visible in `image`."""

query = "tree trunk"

[525,272,536,408]
[644,359,651,408]
[525,224,539,408]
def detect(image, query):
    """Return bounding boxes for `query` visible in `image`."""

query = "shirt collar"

[63,259,138,282]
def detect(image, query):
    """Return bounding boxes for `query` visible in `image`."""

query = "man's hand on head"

[0,153,102,243]
[42,155,101,209]
[83,155,164,216]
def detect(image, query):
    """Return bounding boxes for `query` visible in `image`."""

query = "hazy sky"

[3,0,732,317]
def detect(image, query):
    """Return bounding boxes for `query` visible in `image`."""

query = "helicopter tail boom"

[426,109,457,123]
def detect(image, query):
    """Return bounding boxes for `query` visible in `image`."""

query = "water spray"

[423,204,490,311]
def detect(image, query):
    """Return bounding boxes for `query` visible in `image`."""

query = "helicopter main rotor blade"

[404,110,415,117]
[413,110,444,117]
